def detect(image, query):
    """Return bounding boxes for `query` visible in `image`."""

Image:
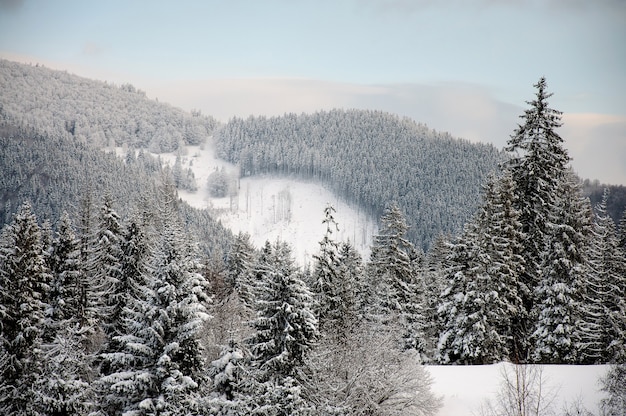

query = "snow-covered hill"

[119,142,611,416]
[149,140,377,265]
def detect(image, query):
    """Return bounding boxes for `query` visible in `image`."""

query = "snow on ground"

[129,139,377,265]
[114,142,611,416]
[427,363,609,416]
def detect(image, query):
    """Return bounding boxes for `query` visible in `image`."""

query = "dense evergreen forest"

[215,110,505,249]
[1,60,625,414]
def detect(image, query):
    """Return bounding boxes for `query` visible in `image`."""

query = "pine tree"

[531,172,591,363]
[248,240,318,381]
[367,203,425,351]
[0,202,51,414]
[579,189,626,363]
[311,205,356,335]
[503,77,572,360]
[96,182,212,415]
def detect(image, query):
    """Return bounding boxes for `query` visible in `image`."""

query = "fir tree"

[248,240,318,381]
[89,194,125,338]
[244,241,318,412]
[36,326,93,415]
[311,205,353,334]
[367,203,425,351]
[531,172,591,363]
[46,211,84,338]
[96,182,211,415]
[0,202,51,414]
[503,77,572,360]
[225,232,256,308]
[579,189,626,363]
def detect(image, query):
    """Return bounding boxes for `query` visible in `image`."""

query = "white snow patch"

[214,176,376,267]
[117,139,377,265]
[427,363,609,416]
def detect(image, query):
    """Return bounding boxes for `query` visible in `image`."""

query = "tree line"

[215,109,505,250]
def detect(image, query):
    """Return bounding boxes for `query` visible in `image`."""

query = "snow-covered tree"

[503,77,575,360]
[367,203,425,351]
[579,189,626,363]
[46,212,85,338]
[96,182,212,415]
[225,231,256,308]
[437,173,527,364]
[600,364,626,416]
[531,172,591,364]
[89,194,125,337]
[311,205,357,335]
[248,240,318,381]
[0,202,51,414]
[36,326,93,415]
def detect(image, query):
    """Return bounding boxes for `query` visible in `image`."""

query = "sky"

[1,0,625,184]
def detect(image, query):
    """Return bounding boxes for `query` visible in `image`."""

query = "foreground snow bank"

[427,363,608,416]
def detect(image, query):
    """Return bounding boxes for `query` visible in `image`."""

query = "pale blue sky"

[1,0,625,183]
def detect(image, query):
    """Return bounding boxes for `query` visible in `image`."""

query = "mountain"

[1,59,508,251]
[215,110,506,249]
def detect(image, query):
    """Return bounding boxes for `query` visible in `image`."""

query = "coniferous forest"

[1,60,625,415]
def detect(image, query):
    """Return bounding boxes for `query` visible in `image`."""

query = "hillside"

[215,110,506,249]
[0,59,217,152]
[0,121,232,256]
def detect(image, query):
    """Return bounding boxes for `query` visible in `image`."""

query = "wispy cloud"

[146,77,624,184]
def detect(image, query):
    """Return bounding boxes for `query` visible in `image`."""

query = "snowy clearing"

[427,363,609,416]
[140,141,377,265]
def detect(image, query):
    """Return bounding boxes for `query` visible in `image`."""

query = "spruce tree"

[503,77,572,360]
[437,173,526,364]
[225,231,256,308]
[244,240,318,413]
[89,194,124,338]
[0,202,51,414]
[311,205,346,333]
[580,189,626,363]
[96,182,211,415]
[46,212,84,336]
[248,240,318,381]
[367,203,425,351]
[531,172,592,363]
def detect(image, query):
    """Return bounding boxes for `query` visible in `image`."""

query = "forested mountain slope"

[0,59,217,152]
[0,121,232,256]
[216,110,506,249]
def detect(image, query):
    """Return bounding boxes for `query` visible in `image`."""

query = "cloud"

[145,78,625,185]
[561,113,626,185]
[144,77,523,148]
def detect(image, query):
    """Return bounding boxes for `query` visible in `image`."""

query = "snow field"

[427,363,609,416]
[154,141,377,266]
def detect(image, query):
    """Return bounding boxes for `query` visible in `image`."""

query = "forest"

[1,60,625,415]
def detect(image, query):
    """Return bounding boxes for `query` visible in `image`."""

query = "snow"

[114,142,611,416]
[427,363,609,416]
[130,140,377,266]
